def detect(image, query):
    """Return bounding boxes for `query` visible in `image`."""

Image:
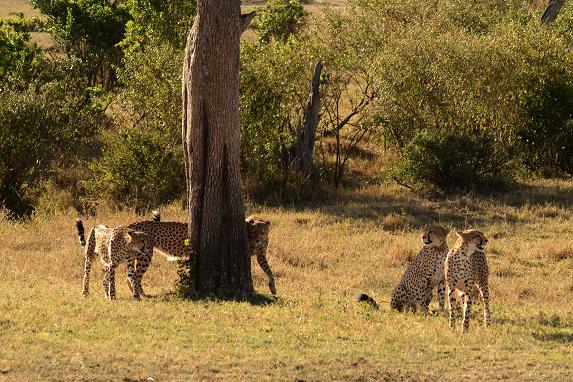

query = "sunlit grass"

[2,180,573,380]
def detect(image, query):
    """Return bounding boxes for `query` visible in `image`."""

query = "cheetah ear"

[246,218,255,225]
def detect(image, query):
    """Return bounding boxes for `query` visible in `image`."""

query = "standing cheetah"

[444,229,491,332]
[76,220,152,300]
[390,225,450,313]
[79,212,277,296]
[246,216,275,295]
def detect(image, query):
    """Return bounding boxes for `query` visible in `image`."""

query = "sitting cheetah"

[444,229,491,332]
[76,220,152,300]
[390,225,450,313]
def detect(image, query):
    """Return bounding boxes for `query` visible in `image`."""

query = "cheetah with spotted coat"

[84,212,277,296]
[76,220,152,300]
[444,229,491,332]
[390,225,450,313]
[245,216,275,295]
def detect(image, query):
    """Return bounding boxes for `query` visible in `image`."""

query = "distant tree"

[31,0,131,89]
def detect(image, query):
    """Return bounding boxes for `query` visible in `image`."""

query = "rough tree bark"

[293,61,323,182]
[541,0,567,23]
[181,1,256,298]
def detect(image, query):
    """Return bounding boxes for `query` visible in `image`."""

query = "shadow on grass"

[272,180,573,231]
[532,331,573,343]
[149,290,280,306]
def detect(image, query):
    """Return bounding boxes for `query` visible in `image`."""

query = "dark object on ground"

[356,293,379,309]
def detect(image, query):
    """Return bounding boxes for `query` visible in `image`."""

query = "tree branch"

[240,11,257,34]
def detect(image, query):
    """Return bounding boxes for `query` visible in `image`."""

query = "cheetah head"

[455,229,488,251]
[245,216,270,246]
[125,229,151,252]
[421,225,450,248]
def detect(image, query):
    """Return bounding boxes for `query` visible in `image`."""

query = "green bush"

[31,0,131,88]
[86,129,185,213]
[518,79,573,175]
[392,129,516,193]
[0,85,105,218]
[240,37,319,197]
[251,0,305,43]
[0,19,45,90]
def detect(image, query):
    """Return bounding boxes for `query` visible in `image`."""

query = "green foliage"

[86,129,185,213]
[91,1,198,210]
[240,37,318,197]
[251,0,306,43]
[121,0,196,51]
[176,242,196,298]
[31,0,131,88]
[392,129,516,193]
[518,79,573,175]
[0,83,105,218]
[0,19,45,90]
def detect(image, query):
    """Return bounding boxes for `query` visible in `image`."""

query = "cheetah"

[390,225,450,313]
[246,216,275,295]
[101,212,277,295]
[444,229,491,332]
[76,220,152,300]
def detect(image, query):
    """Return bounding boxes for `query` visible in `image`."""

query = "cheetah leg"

[421,279,435,314]
[126,258,138,299]
[102,264,111,299]
[436,278,446,312]
[81,254,94,297]
[448,287,458,329]
[107,263,118,300]
[256,254,276,295]
[134,246,153,298]
[477,284,491,327]
[462,293,473,333]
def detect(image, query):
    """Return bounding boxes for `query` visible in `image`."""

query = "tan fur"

[444,229,491,332]
[78,221,152,300]
[246,215,275,295]
[391,225,450,312]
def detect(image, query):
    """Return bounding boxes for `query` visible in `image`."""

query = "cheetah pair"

[361,226,491,332]
[76,212,275,300]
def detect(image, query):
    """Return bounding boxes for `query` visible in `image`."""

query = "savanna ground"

[2,0,573,381]
[2,180,573,381]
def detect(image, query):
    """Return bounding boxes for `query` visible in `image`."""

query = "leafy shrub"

[518,79,573,175]
[0,85,105,218]
[251,0,306,43]
[86,129,185,213]
[0,19,45,89]
[240,37,318,198]
[31,0,131,88]
[392,129,516,193]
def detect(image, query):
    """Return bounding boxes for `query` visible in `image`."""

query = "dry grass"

[2,180,573,381]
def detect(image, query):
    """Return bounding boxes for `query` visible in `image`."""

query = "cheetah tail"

[356,293,380,309]
[152,210,161,222]
[75,219,86,247]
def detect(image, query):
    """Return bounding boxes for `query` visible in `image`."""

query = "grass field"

[1,180,573,381]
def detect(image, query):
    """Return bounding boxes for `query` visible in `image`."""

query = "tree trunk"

[293,61,323,182]
[541,0,567,23]
[181,1,255,298]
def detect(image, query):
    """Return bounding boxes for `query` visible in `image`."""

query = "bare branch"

[240,11,257,34]
[541,0,566,24]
